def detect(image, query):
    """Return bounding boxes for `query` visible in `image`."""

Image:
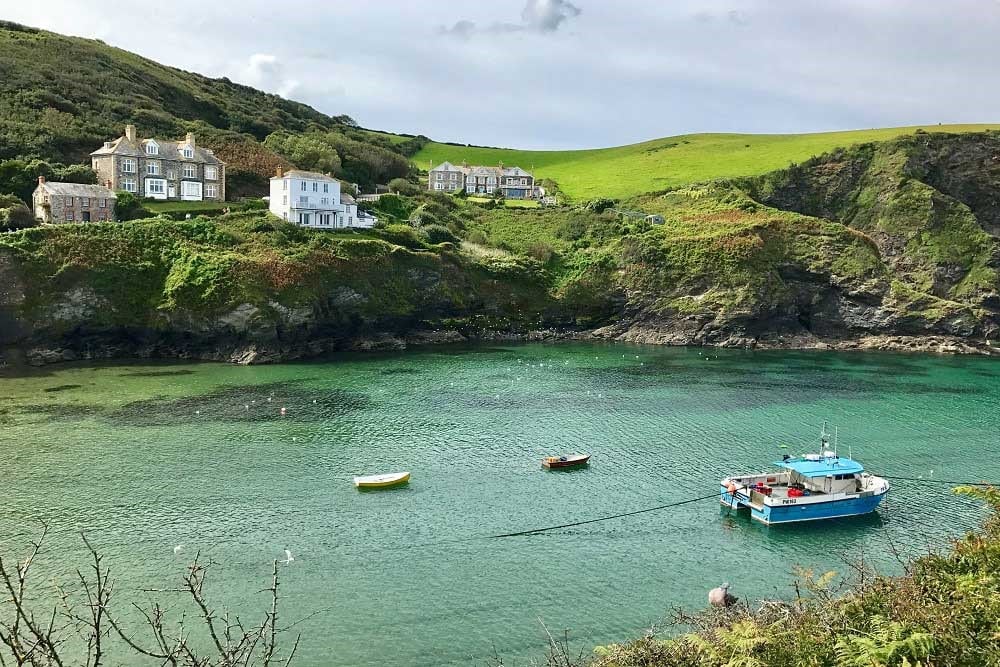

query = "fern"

[834,616,934,667]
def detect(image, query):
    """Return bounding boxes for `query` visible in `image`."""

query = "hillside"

[414,125,999,200]
[0,21,423,196]
[3,132,1000,364]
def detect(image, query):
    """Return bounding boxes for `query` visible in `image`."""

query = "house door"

[82,211,91,222]
[168,184,176,198]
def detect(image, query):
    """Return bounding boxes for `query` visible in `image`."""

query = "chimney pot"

[185,132,196,148]
[37,175,46,185]
[125,124,136,141]
[275,167,284,178]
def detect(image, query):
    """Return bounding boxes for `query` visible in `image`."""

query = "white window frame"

[182,164,197,179]
[434,183,443,190]
[312,182,318,192]
[145,142,158,155]
[81,197,90,208]
[300,181,306,191]
[282,195,287,205]
[323,183,329,193]
[204,166,217,180]
[121,158,136,173]
[66,209,74,221]
[146,161,160,176]
[122,178,137,193]
[181,146,194,159]
[98,198,106,208]
[205,184,218,199]
[145,178,167,197]
[180,180,202,201]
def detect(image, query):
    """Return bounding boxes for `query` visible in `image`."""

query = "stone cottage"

[90,124,225,201]
[32,177,117,223]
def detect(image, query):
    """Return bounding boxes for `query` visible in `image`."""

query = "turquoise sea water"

[2,342,999,665]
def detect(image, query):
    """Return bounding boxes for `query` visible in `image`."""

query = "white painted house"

[268,169,377,229]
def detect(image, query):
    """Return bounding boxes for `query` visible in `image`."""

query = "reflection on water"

[1,343,997,666]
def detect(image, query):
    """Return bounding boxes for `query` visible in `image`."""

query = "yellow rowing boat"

[353,472,411,489]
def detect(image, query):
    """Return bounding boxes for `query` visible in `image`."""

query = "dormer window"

[104,142,113,149]
[181,146,194,159]
[145,141,159,155]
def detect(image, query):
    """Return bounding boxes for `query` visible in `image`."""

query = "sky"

[4,0,1000,150]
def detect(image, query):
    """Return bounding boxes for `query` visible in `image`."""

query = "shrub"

[526,241,556,263]
[0,194,35,231]
[240,198,268,211]
[380,223,426,249]
[421,224,459,245]
[113,191,151,221]
[466,230,488,245]
[388,177,419,196]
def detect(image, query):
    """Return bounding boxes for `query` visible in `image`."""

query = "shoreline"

[2,327,997,369]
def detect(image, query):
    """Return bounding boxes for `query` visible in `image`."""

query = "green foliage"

[113,191,150,221]
[264,130,410,191]
[388,177,420,196]
[0,193,34,231]
[420,224,459,245]
[380,223,427,250]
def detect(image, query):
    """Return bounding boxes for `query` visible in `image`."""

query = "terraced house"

[428,161,538,199]
[90,125,225,201]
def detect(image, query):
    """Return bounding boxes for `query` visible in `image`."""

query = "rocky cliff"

[582,132,1000,353]
[3,133,999,366]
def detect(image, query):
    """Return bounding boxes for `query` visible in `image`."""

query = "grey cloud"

[440,0,581,38]
[693,8,751,26]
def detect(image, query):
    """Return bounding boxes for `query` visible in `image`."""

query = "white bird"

[281,549,294,565]
[173,544,184,555]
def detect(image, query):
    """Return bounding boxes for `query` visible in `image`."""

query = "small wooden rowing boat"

[354,472,410,489]
[542,454,591,469]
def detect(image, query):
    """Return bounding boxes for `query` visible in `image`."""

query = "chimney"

[185,132,196,149]
[125,124,136,141]
[275,167,284,178]
[37,175,46,185]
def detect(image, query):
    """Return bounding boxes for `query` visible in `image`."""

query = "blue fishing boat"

[720,425,889,525]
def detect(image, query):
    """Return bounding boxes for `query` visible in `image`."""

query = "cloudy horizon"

[4,1,999,150]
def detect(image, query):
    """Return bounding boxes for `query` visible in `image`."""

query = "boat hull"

[721,485,887,525]
[542,454,590,469]
[354,472,410,489]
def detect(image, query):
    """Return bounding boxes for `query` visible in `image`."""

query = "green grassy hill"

[413,125,998,200]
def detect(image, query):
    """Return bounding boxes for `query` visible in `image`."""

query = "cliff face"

[0,216,560,365]
[581,132,1000,351]
[3,133,1000,366]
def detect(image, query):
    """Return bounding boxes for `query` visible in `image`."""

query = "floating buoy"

[280,407,287,415]
[195,410,200,415]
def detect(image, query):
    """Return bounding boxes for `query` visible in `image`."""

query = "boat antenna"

[820,421,829,454]
[835,426,839,458]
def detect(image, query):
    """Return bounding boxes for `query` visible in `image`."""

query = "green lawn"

[467,196,539,209]
[144,200,231,214]
[413,124,999,200]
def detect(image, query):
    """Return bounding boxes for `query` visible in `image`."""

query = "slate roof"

[36,182,117,198]
[502,166,532,177]
[272,169,338,181]
[341,193,357,205]
[91,136,223,165]
[430,161,466,172]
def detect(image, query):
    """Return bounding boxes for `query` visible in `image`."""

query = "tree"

[0,193,35,231]
[387,178,419,196]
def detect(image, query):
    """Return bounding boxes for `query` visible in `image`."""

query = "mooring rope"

[881,475,997,486]
[486,492,722,539]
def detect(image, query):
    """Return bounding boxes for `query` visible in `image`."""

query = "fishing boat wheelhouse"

[720,428,889,525]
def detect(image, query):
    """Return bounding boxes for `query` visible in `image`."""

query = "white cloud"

[241,53,300,99]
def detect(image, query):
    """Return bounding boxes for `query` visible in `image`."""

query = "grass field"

[413,124,998,200]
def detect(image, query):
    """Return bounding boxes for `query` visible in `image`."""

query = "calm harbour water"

[2,342,999,665]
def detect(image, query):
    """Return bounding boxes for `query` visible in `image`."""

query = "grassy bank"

[414,125,999,200]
